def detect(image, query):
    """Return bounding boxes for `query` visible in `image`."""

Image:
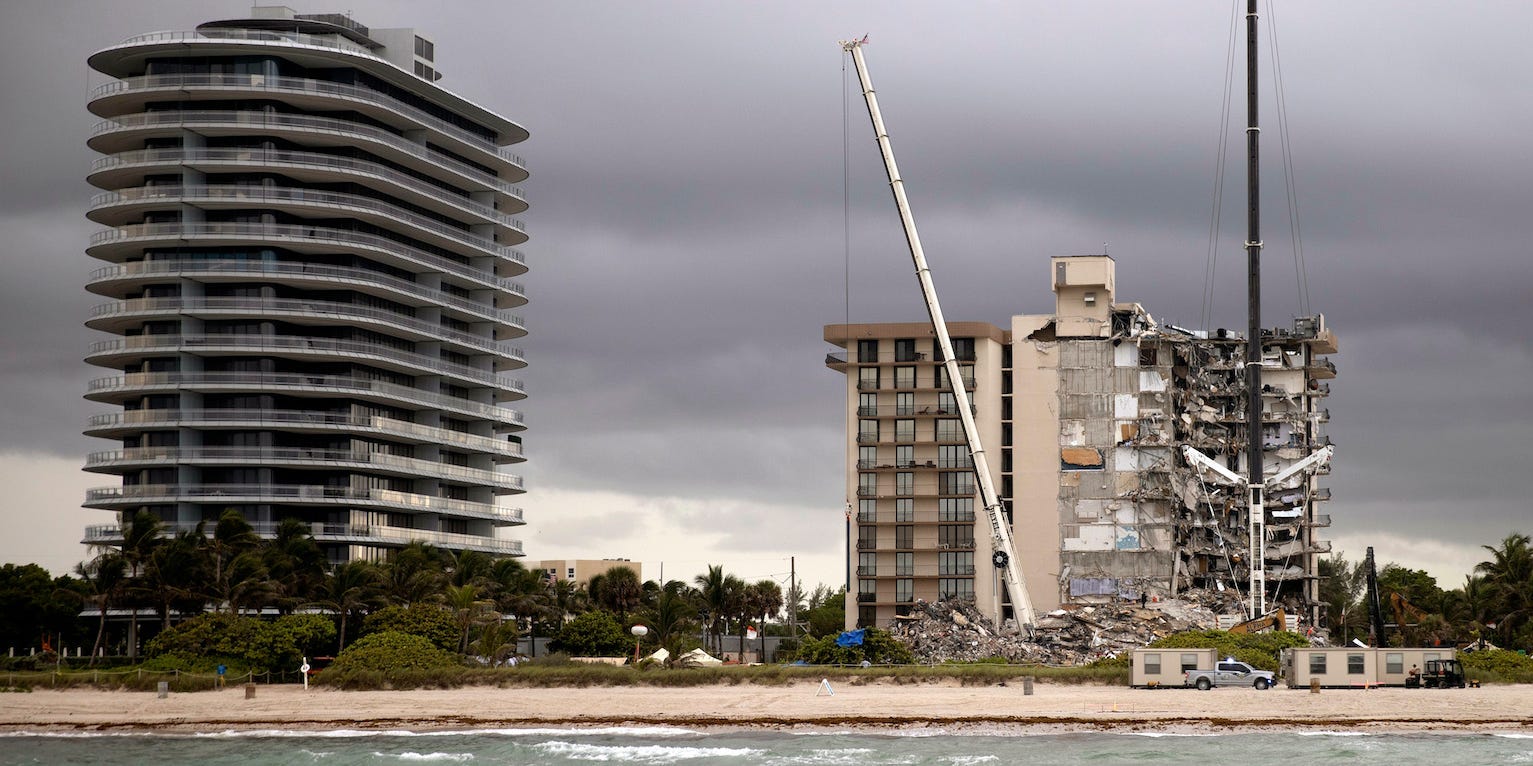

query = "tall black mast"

[1244,0,1264,519]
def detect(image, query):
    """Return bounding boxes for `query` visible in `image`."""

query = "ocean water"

[3,727,1531,765]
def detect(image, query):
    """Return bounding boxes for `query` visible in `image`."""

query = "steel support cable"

[842,54,855,591]
[1266,0,1313,317]
[1202,0,1243,331]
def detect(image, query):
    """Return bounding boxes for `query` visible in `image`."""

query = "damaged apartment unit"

[825,255,1336,629]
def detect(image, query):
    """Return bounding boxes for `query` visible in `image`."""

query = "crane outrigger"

[841,39,1036,633]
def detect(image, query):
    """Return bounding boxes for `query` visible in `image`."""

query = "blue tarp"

[834,629,866,648]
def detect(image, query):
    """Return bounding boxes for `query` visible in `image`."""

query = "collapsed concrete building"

[826,255,1337,631]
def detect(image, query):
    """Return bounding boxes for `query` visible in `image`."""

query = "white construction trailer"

[1129,647,1218,688]
[1281,647,1457,688]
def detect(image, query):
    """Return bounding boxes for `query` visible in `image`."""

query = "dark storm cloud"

[1,1,1529,578]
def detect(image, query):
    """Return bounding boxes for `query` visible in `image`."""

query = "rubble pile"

[890,595,1238,665]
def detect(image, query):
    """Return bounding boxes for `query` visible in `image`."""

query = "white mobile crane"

[841,39,1036,632]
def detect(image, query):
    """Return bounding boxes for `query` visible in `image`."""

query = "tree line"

[1,510,849,665]
[1318,533,1533,651]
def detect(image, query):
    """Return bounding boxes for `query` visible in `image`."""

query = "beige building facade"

[826,256,1337,630]
[529,559,643,588]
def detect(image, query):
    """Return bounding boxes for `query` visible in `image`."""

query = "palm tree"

[118,511,163,659]
[444,549,492,588]
[643,588,696,660]
[1477,533,1533,646]
[74,552,127,665]
[204,510,268,614]
[500,568,555,657]
[747,580,784,661]
[591,566,643,619]
[693,565,729,655]
[384,541,446,606]
[264,518,326,613]
[444,582,498,654]
[143,525,210,630]
[313,560,386,650]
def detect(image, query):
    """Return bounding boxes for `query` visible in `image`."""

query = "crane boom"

[841,39,1036,632]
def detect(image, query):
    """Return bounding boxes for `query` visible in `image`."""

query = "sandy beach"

[1,681,1529,734]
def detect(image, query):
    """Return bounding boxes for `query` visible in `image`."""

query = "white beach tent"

[677,648,723,667]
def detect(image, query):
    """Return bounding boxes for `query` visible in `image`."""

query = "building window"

[414,35,435,60]
[939,551,973,575]
[858,499,877,522]
[857,339,879,363]
[938,392,958,414]
[857,606,876,626]
[895,525,914,549]
[1144,653,1162,675]
[896,578,914,603]
[895,419,916,442]
[895,471,914,495]
[1001,344,1012,369]
[1139,346,1158,366]
[939,498,974,522]
[858,526,876,549]
[858,366,880,390]
[894,338,918,362]
[939,524,973,549]
[858,552,876,576]
[896,552,914,576]
[896,444,914,468]
[939,578,973,601]
[1181,654,1201,673]
[938,444,971,468]
[939,471,975,496]
[858,392,878,416]
[858,579,876,602]
[935,419,962,441]
[566,567,575,579]
[1309,653,1327,675]
[858,419,879,443]
[858,445,878,468]
[1347,653,1365,675]
[894,366,916,389]
[896,391,915,416]
[1385,653,1403,675]
[858,473,878,497]
[895,497,914,522]
[1001,397,1013,420]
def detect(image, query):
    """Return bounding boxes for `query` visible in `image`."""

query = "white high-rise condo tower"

[81,6,529,563]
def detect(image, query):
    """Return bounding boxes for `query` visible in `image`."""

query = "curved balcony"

[86,334,526,384]
[87,222,524,282]
[91,110,522,194]
[90,147,526,216]
[86,371,526,417]
[83,446,522,489]
[90,73,525,178]
[84,520,523,554]
[90,185,525,251]
[88,296,526,348]
[87,259,524,312]
[85,483,522,525]
[84,409,523,459]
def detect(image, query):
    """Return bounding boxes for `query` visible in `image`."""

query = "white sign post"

[300,656,311,690]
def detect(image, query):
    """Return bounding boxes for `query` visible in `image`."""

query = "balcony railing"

[88,259,524,317]
[83,519,522,554]
[92,185,524,252]
[85,446,522,488]
[87,222,524,281]
[84,409,523,456]
[92,71,525,168]
[93,147,526,217]
[93,110,521,190]
[86,334,524,386]
[87,372,526,420]
[91,297,525,352]
[84,483,522,522]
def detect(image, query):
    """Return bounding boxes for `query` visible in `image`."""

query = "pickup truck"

[1186,660,1275,690]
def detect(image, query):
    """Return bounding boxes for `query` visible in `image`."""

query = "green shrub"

[361,605,459,653]
[326,631,461,675]
[143,613,336,674]
[1462,649,1533,683]
[796,628,914,665]
[548,611,628,657]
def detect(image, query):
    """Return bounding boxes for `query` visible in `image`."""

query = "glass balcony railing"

[93,147,526,217]
[86,371,526,421]
[84,446,521,487]
[84,483,522,523]
[88,259,524,314]
[91,185,523,252]
[92,69,525,169]
[83,518,522,554]
[86,334,525,386]
[88,222,523,281]
[90,297,524,353]
[84,409,522,457]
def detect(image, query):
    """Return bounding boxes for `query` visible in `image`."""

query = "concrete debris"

[890,591,1248,665]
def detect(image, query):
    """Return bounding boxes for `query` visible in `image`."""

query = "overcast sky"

[0,1,1528,595]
